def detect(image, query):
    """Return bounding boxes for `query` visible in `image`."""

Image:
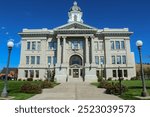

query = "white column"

[51,56,53,65]
[62,36,66,64]
[56,36,61,64]
[91,36,95,64]
[85,36,89,64]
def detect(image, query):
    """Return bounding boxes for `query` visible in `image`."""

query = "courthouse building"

[18,1,136,82]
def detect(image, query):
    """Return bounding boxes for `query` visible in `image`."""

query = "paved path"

[28,82,122,100]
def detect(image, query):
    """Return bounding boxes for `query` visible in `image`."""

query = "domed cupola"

[68,1,83,23]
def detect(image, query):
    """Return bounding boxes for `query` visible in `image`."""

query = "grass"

[0,80,59,100]
[91,80,150,100]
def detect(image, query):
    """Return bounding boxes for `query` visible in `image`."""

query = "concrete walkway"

[28,82,122,100]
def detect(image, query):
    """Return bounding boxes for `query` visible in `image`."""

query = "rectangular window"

[112,56,115,64]
[69,69,71,75]
[37,41,41,50]
[113,70,117,77]
[100,56,104,64]
[53,56,57,65]
[80,41,83,49]
[73,41,78,49]
[48,56,51,64]
[124,70,128,77]
[24,70,28,78]
[111,41,114,50]
[95,56,99,65]
[96,70,100,77]
[27,42,30,50]
[37,56,40,64]
[117,56,121,64]
[121,41,125,49]
[116,41,120,49]
[30,70,34,78]
[118,70,122,77]
[122,55,126,64]
[26,56,29,64]
[35,70,39,78]
[48,42,53,50]
[53,42,57,50]
[32,41,36,50]
[31,56,35,64]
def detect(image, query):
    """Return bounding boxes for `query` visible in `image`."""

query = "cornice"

[54,29,97,34]
[102,31,133,36]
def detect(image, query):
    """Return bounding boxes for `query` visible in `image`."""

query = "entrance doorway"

[69,55,83,79]
[73,69,79,78]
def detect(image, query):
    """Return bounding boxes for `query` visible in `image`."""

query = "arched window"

[74,15,77,21]
[70,55,82,65]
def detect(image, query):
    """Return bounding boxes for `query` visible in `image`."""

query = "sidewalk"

[28,82,122,100]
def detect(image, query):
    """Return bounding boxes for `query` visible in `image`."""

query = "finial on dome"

[74,1,77,6]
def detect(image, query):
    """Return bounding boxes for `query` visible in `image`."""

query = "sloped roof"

[1,68,18,74]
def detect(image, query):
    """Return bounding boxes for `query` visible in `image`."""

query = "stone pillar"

[91,36,95,64]
[51,56,53,66]
[55,36,67,83]
[56,36,61,64]
[104,37,111,79]
[85,36,89,65]
[62,36,66,64]
[84,36,97,82]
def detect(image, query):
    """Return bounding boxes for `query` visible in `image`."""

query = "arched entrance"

[69,55,83,78]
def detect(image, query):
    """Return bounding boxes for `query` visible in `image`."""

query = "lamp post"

[48,63,51,82]
[100,62,103,79]
[136,40,149,97]
[1,40,14,97]
[118,66,122,95]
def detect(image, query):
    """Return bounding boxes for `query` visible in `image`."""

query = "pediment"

[54,22,97,30]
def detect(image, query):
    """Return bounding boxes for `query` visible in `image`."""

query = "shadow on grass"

[128,86,150,89]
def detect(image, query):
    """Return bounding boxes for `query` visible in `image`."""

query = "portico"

[54,34,97,82]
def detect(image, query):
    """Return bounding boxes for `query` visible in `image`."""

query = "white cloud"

[1,27,6,30]
[15,41,21,47]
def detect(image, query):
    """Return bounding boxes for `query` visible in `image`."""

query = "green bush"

[97,76,103,82]
[50,71,55,82]
[130,76,139,80]
[98,80,110,88]
[27,78,33,81]
[41,81,53,88]
[20,82,42,94]
[18,79,22,81]
[107,77,112,81]
[105,82,128,95]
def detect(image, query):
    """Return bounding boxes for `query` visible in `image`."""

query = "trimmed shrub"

[107,77,112,81]
[20,82,42,94]
[41,81,53,88]
[97,76,103,82]
[98,80,110,88]
[27,78,33,81]
[130,76,139,80]
[18,79,22,81]
[105,82,128,95]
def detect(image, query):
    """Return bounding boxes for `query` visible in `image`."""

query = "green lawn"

[0,80,58,100]
[91,80,150,100]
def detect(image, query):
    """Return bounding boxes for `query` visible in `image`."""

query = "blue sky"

[0,0,150,70]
